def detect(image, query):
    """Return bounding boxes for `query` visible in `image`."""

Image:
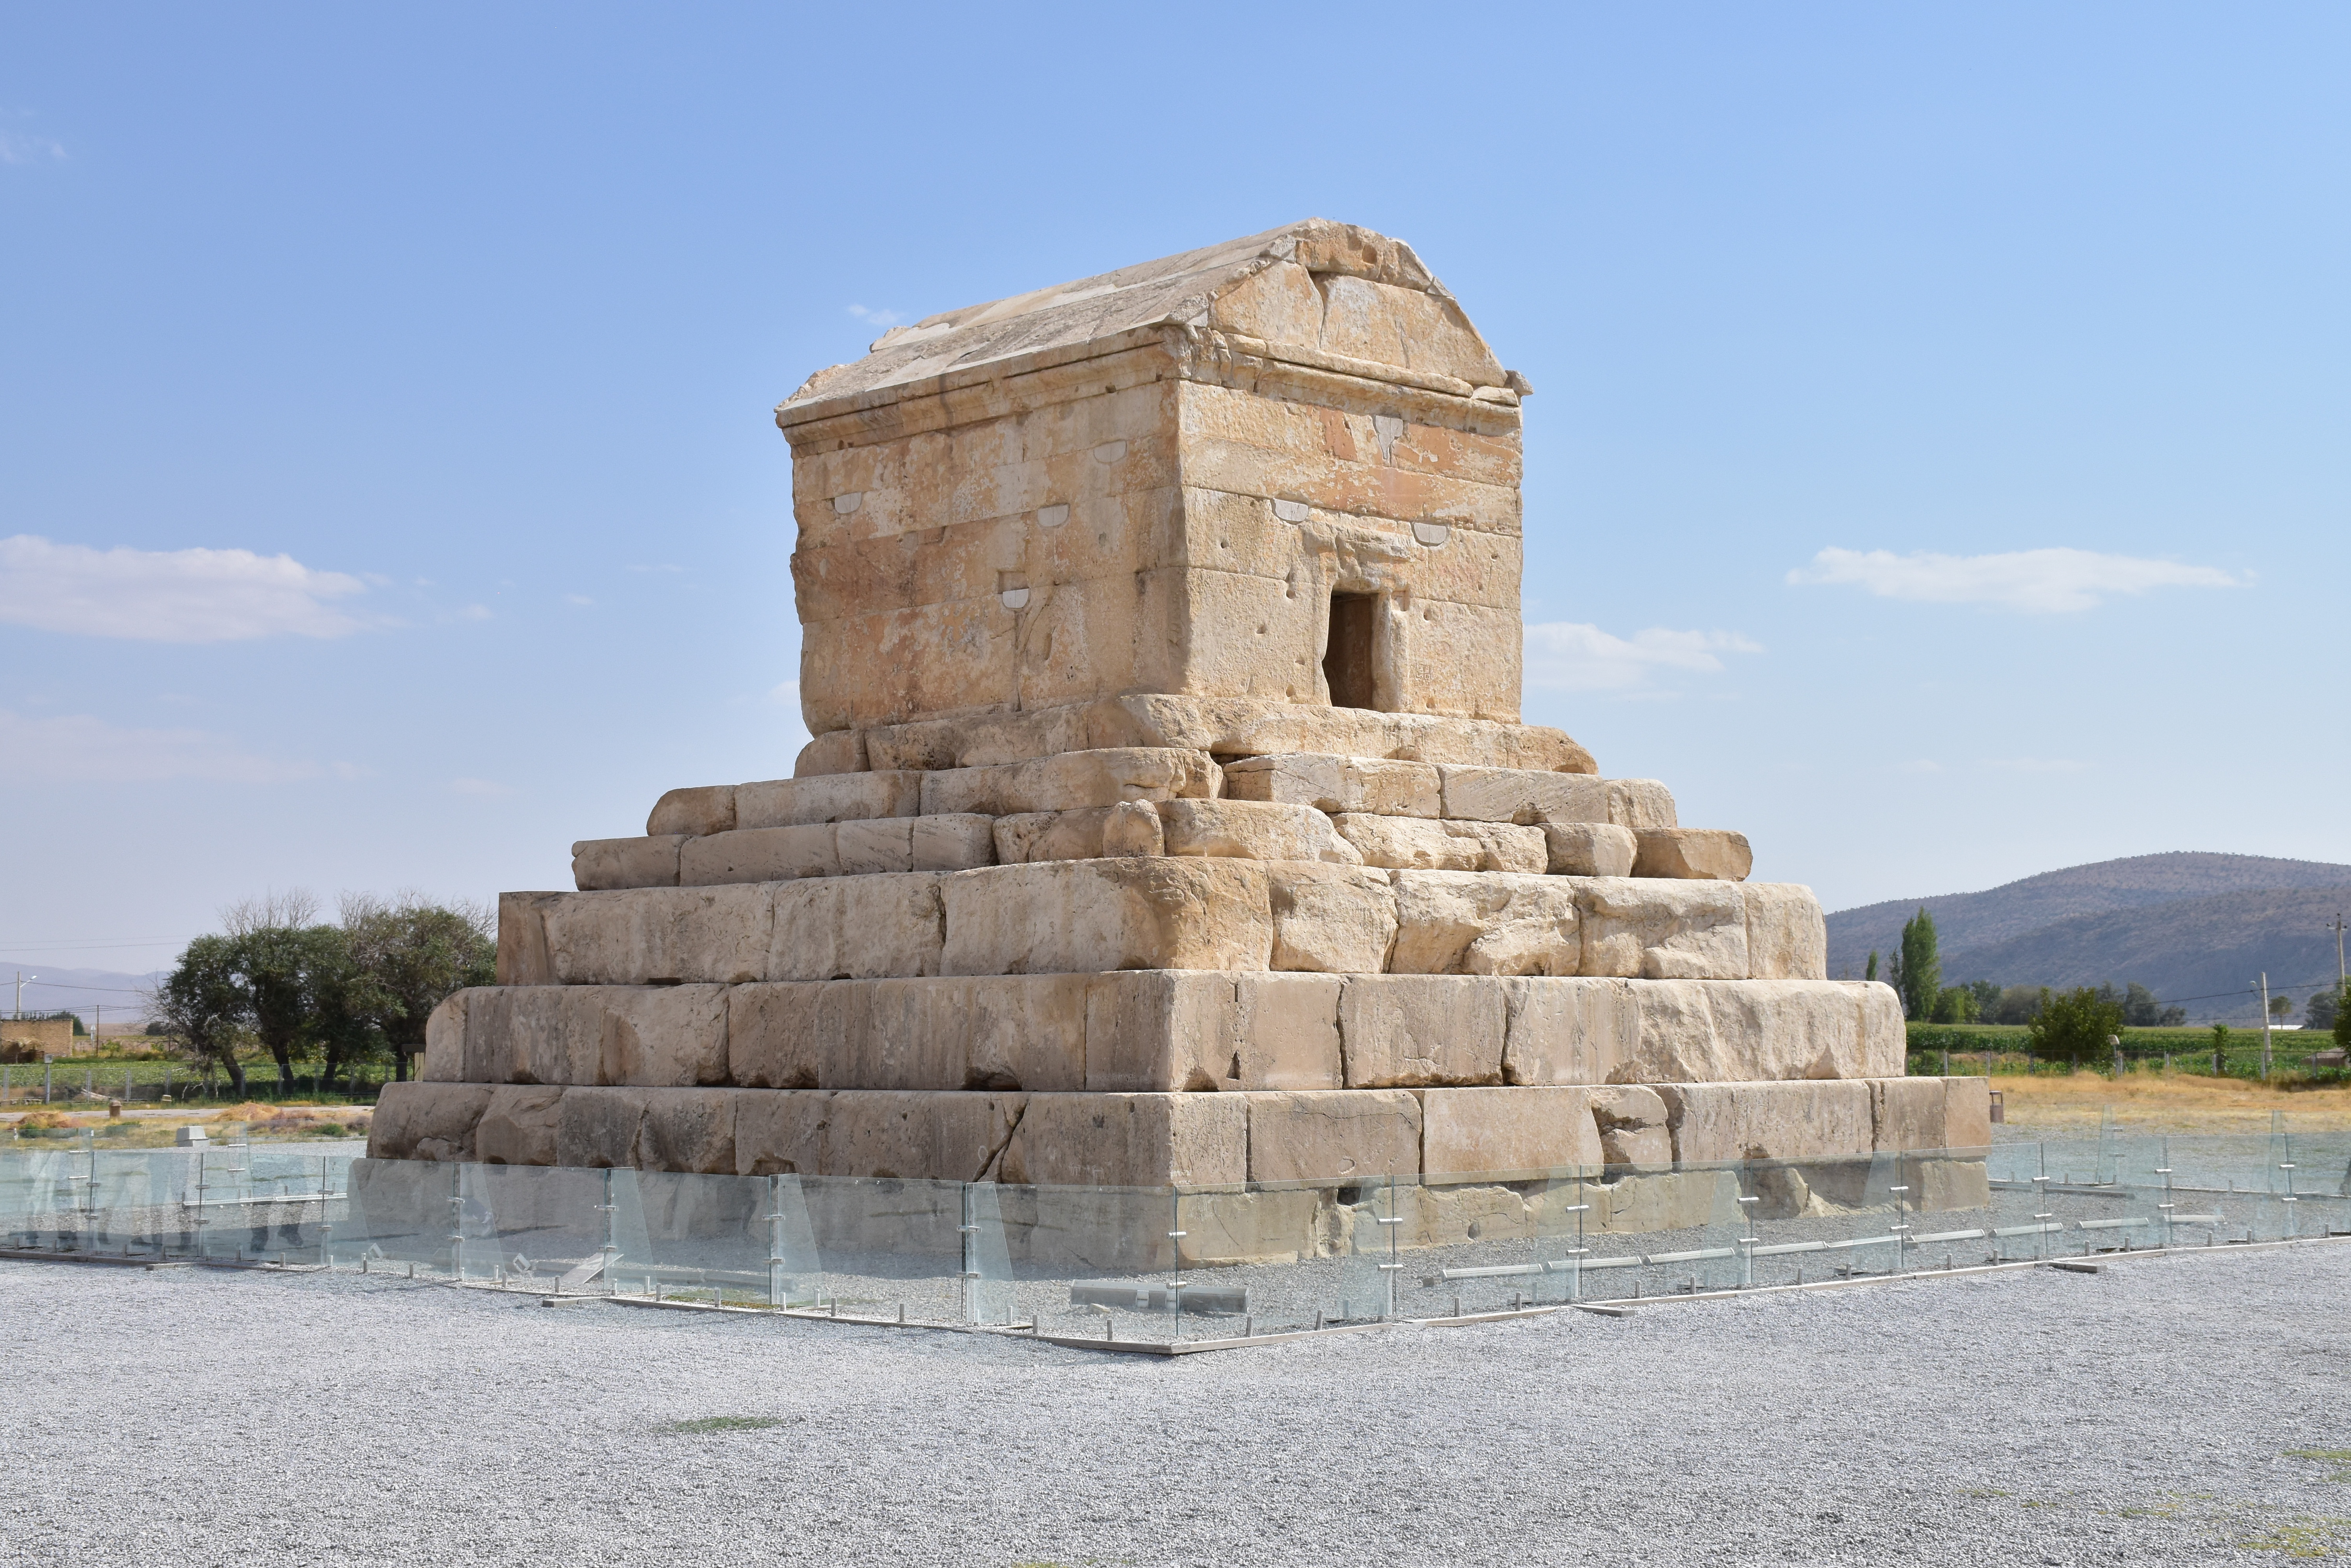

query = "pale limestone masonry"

[374,220,1966,1207]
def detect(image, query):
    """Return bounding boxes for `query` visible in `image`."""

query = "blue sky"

[3,3,2345,982]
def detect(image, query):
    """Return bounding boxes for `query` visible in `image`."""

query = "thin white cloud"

[0,130,65,165]
[1524,622,1762,693]
[564,593,595,607]
[0,709,335,784]
[1788,546,2245,613]
[458,604,492,621]
[0,535,371,642]
[846,304,904,327]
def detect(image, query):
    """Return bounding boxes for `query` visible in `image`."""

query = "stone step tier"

[501,866,1827,987]
[423,973,1901,1097]
[370,1076,1991,1188]
[579,748,1752,892]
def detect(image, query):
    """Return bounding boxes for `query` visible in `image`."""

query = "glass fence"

[4,1134,2346,1346]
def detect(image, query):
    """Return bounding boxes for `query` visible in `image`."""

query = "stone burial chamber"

[371,218,1985,1232]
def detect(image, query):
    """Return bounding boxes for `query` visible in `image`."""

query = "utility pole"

[2332,913,2346,991]
[11,972,32,1020]
[2259,973,2273,1080]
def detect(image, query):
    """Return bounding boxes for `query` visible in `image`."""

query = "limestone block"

[1331,815,1547,874]
[475,1086,565,1167]
[1390,871,1580,976]
[636,1088,739,1175]
[1694,980,1874,1082]
[866,695,1596,775]
[735,1089,1026,1182]
[1101,801,1165,856]
[1857,982,1906,1077]
[993,808,1116,865]
[1500,977,1638,1086]
[1337,975,1508,1087]
[793,728,866,778]
[1743,883,1828,980]
[836,818,913,876]
[1589,1085,1671,1169]
[471,984,731,1089]
[727,983,825,1089]
[1632,828,1753,882]
[496,892,563,986]
[1157,798,1361,865]
[1655,1080,1876,1166]
[1246,1089,1423,1183]
[1582,1169,1742,1234]
[647,785,735,838]
[823,975,1088,1093]
[998,1092,1248,1187]
[1439,769,1676,830]
[939,860,1274,975]
[922,748,1219,816]
[1083,971,1344,1093]
[542,886,772,985]
[680,824,839,885]
[1222,753,1441,817]
[770,874,946,981]
[1541,823,1637,878]
[572,836,685,891]
[1915,1157,1992,1211]
[735,771,922,830]
[1267,864,1397,973]
[366,1082,491,1162]
[1944,1077,1993,1150]
[420,991,467,1082]
[1873,1076,1951,1152]
[912,814,998,871]
[554,1087,650,1169]
[1420,1086,1602,1180]
[1576,879,1749,980]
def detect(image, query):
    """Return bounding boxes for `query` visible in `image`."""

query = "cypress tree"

[1864,951,1879,982]
[1897,907,1942,1021]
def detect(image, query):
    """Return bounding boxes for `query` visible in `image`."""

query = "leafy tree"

[2305,987,2339,1032]
[2336,982,2351,1052]
[1864,951,1879,983]
[2210,1022,2231,1074]
[151,935,253,1096]
[2120,982,2164,1027]
[340,893,495,1082]
[1897,908,1941,1022]
[1966,979,2001,1018]
[1930,985,1979,1024]
[2269,994,2293,1025]
[1991,985,2044,1025]
[2026,985,2126,1073]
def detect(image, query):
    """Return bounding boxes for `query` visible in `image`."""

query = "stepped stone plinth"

[371,220,1980,1217]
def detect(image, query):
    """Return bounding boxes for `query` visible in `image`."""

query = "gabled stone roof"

[778,218,1517,420]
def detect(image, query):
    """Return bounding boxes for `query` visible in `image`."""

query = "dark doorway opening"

[1324,592,1379,710]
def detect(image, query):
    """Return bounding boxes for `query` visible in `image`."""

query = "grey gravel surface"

[4,1243,2348,1566]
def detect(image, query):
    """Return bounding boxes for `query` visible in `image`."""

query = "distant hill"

[1825,853,2351,1024]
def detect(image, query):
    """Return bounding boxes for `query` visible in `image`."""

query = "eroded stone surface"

[1576,878,1749,980]
[1390,870,1579,976]
[1223,754,1441,817]
[1330,815,1546,874]
[1246,1089,1422,1182]
[1632,828,1753,882]
[1540,822,1636,878]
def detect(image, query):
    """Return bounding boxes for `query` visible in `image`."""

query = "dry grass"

[1999,1071,2351,1134]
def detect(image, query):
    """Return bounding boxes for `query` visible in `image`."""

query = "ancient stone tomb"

[371,219,1982,1190]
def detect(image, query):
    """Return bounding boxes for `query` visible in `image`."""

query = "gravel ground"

[5,1241,2348,1566]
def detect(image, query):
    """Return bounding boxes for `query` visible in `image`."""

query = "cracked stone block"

[420,991,467,1082]
[997,1091,1247,1186]
[940,859,1273,975]
[770,874,947,982]
[541,886,774,985]
[646,785,736,838]
[1588,1085,1671,1169]
[791,728,866,778]
[1632,828,1753,882]
[572,836,686,891]
[1390,870,1579,976]
[1083,971,1344,1093]
[1330,815,1547,874]
[1437,768,1677,830]
[1338,975,1508,1087]
[1157,798,1361,864]
[365,1082,492,1162]
[461,984,730,1088]
[1742,883,1827,980]
[735,770,922,829]
[1540,822,1636,878]
[1656,1080,1875,1166]
[1499,976,1638,1086]
[922,748,1221,816]
[912,813,997,871]
[1576,878,1748,980]
[1246,1089,1422,1183]
[473,1086,566,1167]
[681,824,839,885]
[1268,864,1397,973]
[735,1089,1027,1182]
[1420,1086,1601,1179]
[1222,753,1442,817]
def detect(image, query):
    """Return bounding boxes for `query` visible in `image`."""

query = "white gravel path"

[4,1243,2347,1566]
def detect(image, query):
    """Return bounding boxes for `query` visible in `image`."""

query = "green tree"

[2334,982,2351,1052]
[2120,982,2163,1027]
[2269,994,2293,1025]
[1897,908,1942,1021]
[1864,951,1879,983]
[340,893,496,1082]
[2210,1022,2231,1074]
[2027,985,2127,1073]
[1966,978,2001,1018]
[222,892,348,1094]
[1930,985,1979,1024]
[151,935,253,1096]
[2306,986,2339,1032]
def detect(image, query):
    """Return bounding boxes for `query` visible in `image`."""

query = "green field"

[0,1052,393,1107]
[1906,1022,2346,1083]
